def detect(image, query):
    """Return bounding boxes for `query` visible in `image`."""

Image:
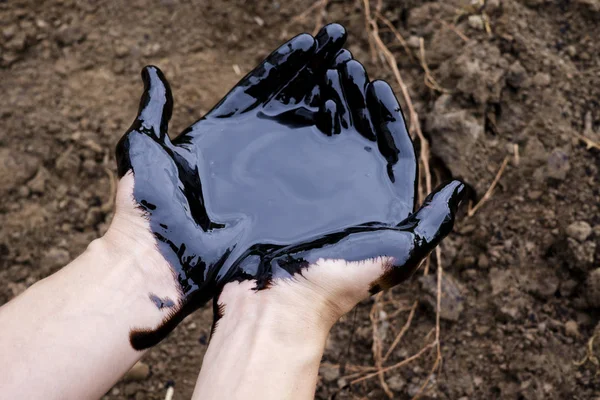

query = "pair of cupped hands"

[106,24,465,350]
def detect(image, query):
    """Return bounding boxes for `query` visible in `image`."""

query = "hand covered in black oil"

[113,24,465,350]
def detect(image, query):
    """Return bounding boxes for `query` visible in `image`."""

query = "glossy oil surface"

[116,24,464,349]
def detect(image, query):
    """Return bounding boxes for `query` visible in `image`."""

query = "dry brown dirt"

[1,0,600,399]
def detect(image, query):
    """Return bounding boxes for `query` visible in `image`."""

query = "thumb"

[399,180,465,250]
[365,180,466,294]
[262,181,465,307]
[131,65,173,141]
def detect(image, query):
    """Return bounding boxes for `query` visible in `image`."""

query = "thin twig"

[362,0,377,62]
[289,0,330,37]
[412,247,444,399]
[482,12,492,36]
[412,350,440,399]
[467,155,509,217]
[513,143,520,166]
[381,304,414,320]
[434,18,469,42]
[339,369,377,381]
[370,293,393,398]
[374,12,415,62]
[423,327,436,343]
[349,342,436,386]
[574,335,600,371]
[311,0,329,35]
[290,0,325,23]
[419,37,449,93]
[434,253,442,353]
[383,301,418,362]
[421,255,431,275]
[574,132,600,150]
[321,362,376,372]
[576,112,600,150]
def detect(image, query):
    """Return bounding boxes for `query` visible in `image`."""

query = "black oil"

[116,24,465,350]
[149,294,175,310]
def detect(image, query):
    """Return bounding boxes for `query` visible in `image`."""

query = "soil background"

[1,0,600,399]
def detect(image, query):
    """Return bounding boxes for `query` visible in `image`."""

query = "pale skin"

[0,173,392,400]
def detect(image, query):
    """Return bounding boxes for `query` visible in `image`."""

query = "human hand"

[109,23,465,350]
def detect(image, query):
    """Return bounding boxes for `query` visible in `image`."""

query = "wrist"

[194,280,329,400]
[97,228,178,300]
[88,234,178,301]
[100,174,183,311]
[103,172,178,293]
[39,234,182,350]
[214,280,333,346]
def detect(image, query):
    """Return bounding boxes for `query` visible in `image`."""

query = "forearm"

[0,236,178,400]
[192,281,332,400]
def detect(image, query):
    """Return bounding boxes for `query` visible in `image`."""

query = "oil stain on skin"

[116,23,465,350]
[149,293,175,310]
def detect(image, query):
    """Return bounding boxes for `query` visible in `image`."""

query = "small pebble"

[559,279,578,297]
[114,44,130,58]
[42,248,70,270]
[507,61,528,88]
[566,221,592,242]
[407,35,420,49]
[27,167,49,193]
[253,16,264,27]
[486,0,502,15]
[199,334,207,345]
[468,15,484,30]
[532,72,551,86]
[18,185,30,197]
[387,375,406,391]
[319,364,340,382]
[546,149,570,180]
[564,320,581,338]
[2,25,16,39]
[527,190,542,200]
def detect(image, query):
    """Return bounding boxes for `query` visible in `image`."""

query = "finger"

[117,131,242,286]
[313,23,347,68]
[397,180,465,246]
[323,69,351,130]
[272,24,347,105]
[206,33,316,118]
[331,49,353,68]
[366,80,417,213]
[339,60,376,141]
[131,65,173,142]
[316,99,341,135]
[371,180,465,290]
[304,83,323,108]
